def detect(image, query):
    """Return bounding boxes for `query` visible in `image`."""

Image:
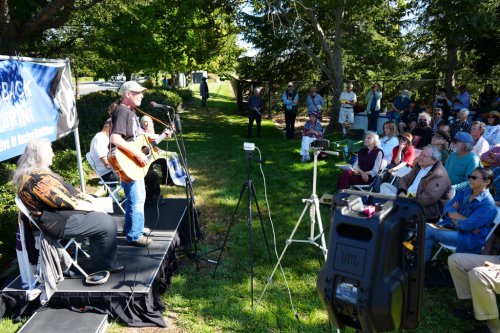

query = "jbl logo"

[341,251,358,267]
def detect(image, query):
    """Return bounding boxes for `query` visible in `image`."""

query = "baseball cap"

[287,82,294,87]
[119,81,147,95]
[309,111,319,117]
[453,132,473,144]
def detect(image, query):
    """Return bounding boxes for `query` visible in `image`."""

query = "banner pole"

[73,127,86,193]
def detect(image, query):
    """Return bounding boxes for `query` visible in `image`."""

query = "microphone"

[174,114,182,133]
[150,101,174,110]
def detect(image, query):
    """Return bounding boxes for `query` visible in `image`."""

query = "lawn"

[1,81,482,333]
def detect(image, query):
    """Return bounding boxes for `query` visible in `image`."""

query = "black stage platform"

[1,198,189,328]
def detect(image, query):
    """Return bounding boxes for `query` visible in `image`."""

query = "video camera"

[310,139,330,149]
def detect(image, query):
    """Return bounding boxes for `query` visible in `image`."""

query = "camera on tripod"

[310,139,330,149]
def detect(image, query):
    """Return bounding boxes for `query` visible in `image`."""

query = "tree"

[239,0,407,130]
[0,0,106,54]
[412,0,499,95]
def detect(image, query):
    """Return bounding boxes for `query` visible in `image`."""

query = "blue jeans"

[121,179,146,242]
[425,223,458,262]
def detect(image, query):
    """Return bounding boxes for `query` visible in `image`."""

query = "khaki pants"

[448,253,500,332]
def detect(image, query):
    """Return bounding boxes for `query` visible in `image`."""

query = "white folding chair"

[85,152,125,214]
[430,208,500,261]
[15,196,89,281]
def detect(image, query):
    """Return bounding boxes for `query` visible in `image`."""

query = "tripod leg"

[213,182,249,278]
[312,197,328,260]
[247,180,254,307]
[258,201,311,296]
[250,181,273,263]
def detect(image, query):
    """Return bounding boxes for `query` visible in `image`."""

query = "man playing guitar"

[110,81,172,247]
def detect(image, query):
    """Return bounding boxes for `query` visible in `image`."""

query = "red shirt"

[391,145,415,167]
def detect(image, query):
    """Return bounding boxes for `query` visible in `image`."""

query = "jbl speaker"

[317,191,425,333]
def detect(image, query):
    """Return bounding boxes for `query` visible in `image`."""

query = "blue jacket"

[306,94,324,114]
[282,90,299,111]
[440,187,497,254]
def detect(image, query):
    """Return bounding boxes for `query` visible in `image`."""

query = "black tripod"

[213,150,273,306]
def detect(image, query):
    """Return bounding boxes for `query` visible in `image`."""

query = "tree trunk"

[327,6,344,134]
[444,41,458,97]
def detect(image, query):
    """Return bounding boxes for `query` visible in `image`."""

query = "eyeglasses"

[468,175,486,180]
[399,137,409,142]
[433,136,444,140]
[433,113,442,115]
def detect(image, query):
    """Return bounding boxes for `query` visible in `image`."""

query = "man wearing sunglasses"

[431,108,445,132]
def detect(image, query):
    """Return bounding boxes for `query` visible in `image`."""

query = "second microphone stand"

[163,107,218,267]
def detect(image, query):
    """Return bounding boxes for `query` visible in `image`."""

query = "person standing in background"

[306,86,324,119]
[200,77,209,108]
[282,82,299,140]
[248,87,263,138]
[452,84,471,118]
[338,83,357,135]
[365,83,382,132]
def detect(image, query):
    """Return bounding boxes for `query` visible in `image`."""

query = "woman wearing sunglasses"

[424,167,497,262]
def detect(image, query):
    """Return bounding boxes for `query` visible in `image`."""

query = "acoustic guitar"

[109,132,168,183]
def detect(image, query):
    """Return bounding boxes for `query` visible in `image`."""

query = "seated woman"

[336,131,383,190]
[380,132,415,183]
[430,130,451,165]
[139,115,189,186]
[379,121,400,169]
[12,139,123,273]
[300,112,323,163]
[424,167,497,262]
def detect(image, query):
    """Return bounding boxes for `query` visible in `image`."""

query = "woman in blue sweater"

[425,167,497,262]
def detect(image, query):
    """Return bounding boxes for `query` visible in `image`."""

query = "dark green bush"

[0,162,17,271]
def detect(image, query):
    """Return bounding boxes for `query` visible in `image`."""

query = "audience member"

[438,122,451,137]
[477,84,497,119]
[452,84,471,117]
[446,132,482,192]
[484,111,500,146]
[388,89,411,124]
[450,108,472,139]
[300,112,323,163]
[431,130,451,165]
[13,139,122,273]
[379,121,400,167]
[433,88,452,121]
[448,251,500,333]
[248,87,263,138]
[481,145,500,168]
[412,112,434,149]
[387,132,415,175]
[471,121,490,157]
[306,86,324,119]
[336,131,383,190]
[399,100,420,134]
[89,118,115,181]
[380,145,451,221]
[425,167,496,262]
[338,83,357,135]
[431,108,446,132]
[365,83,382,132]
[282,82,299,140]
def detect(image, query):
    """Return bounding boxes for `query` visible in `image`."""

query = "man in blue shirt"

[452,84,471,117]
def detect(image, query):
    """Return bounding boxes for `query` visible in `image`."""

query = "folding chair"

[15,196,89,282]
[331,129,365,163]
[430,208,500,261]
[85,152,125,214]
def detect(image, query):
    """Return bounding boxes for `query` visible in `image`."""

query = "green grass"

[0,81,486,332]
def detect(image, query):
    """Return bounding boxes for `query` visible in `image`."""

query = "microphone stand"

[160,106,218,268]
